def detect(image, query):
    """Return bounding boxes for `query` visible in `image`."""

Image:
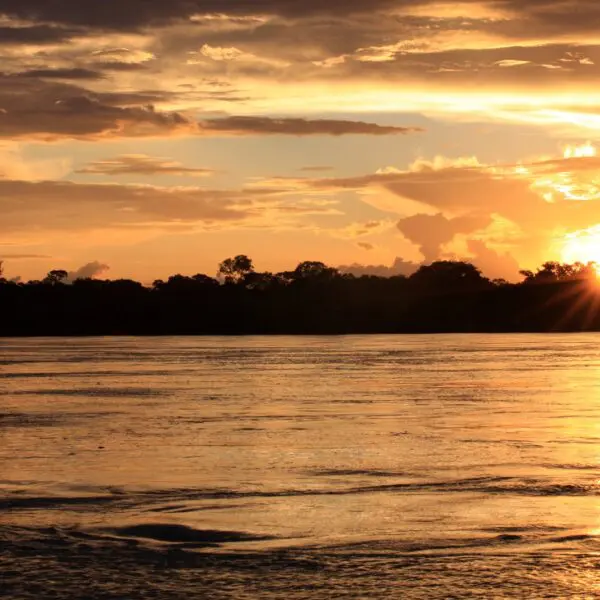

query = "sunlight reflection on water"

[3,334,600,598]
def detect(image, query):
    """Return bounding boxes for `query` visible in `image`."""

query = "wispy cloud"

[199,116,423,136]
[76,154,215,177]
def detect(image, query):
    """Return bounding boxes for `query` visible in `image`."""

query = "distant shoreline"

[3,259,600,337]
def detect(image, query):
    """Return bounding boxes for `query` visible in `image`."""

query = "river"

[3,335,600,598]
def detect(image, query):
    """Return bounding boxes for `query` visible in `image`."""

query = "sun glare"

[561,225,600,275]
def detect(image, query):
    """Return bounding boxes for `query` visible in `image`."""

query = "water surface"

[3,334,600,598]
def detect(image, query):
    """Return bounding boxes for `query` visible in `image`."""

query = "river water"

[3,334,600,598]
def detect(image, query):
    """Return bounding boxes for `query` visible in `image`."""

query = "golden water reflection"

[3,334,600,596]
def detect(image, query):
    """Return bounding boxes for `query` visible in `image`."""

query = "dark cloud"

[199,116,423,136]
[0,76,190,139]
[179,13,416,65]
[492,0,600,37]
[0,2,597,150]
[76,154,215,177]
[149,4,600,87]
[1,1,598,52]
[0,24,79,45]
[0,1,193,28]
[16,68,105,80]
[0,74,422,140]
[15,0,590,31]
[0,0,406,29]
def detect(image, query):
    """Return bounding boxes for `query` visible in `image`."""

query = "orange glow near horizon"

[10,0,600,284]
[561,225,600,275]
[548,144,600,271]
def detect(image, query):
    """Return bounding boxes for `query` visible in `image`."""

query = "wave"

[3,520,600,599]
[5,475,600,517]
[104,523,275,547]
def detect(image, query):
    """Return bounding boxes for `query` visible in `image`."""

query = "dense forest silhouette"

[2,256,600,335]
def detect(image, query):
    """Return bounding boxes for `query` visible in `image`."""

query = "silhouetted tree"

[43,269,69,285]
[292,261,338,282]
[242,271,280,290]
[3,257,600,336]
[152,278,166,291]
[218,255,254,284]
[192,273,219,287]
[520,261,597,283]
[492,278,510,287]
[410,261,488,291]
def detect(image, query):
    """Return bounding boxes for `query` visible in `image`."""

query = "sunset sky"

[5,0,600,282]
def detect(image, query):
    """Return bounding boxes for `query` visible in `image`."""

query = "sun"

[554,143,600,274]
[561,225,600,276]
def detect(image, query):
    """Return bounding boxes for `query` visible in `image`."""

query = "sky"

[5,1,600,282]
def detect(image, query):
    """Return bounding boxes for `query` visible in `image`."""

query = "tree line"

[1,256,599,335]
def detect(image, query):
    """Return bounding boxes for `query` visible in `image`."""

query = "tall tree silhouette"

[43,270,69,285]
[218,255,254,284]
